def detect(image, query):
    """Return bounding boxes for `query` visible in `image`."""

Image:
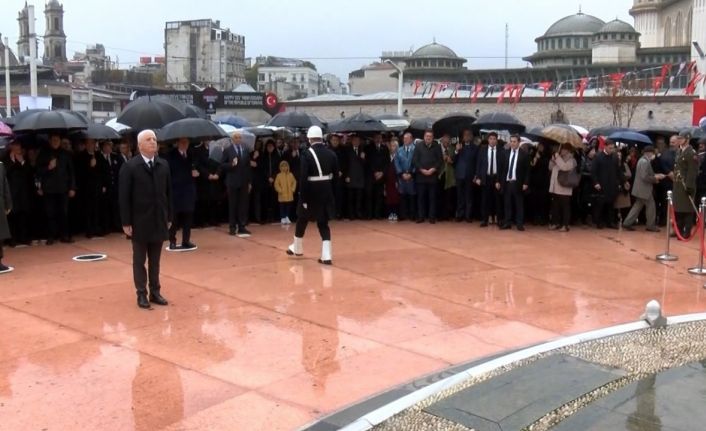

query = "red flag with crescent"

[538,81,552,97]
[471,83,484,103]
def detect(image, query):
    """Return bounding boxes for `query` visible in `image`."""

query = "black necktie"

[509,150,516,181]
[148,160,154,171]
[490,148,495,175]
[236,145,242,158]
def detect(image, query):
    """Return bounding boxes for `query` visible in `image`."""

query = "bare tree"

[599,74,646,127]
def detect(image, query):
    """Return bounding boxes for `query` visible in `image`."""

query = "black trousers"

[481,176,502,222]
[227,185,249,229]
[417,182,437,221]
[503,181,525,227]
[295,217,331,241]
[371,181,385,219]
[132,240,163,296]
[8,210,30,244]
[333,180,345,219]
[347,188,364,219]
[169,211,193,244]
[250,186,262,223]
[551,194,571,227]
[84,193,102,236]
[593,195,616,227]
[399,194,416,221]
[456,178,473,220]
[44,192,69,240]
[676,212,695,237]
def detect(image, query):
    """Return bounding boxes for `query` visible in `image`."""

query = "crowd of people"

[0,124,705,272]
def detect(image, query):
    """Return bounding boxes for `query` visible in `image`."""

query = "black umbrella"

[13,110,89,132]
[607,131,653,148]
[679,126,706,140]
[157,118,228,142]
[638,126,678,142]
[266,111,325,129]
[117,99,186,131]
[472,112,525,134]
[374,113,410,132]
[3,109,50,127]
[588,126,633,138]
[432,112,476,137]
[136,96,206,119]
[215,114,252,128]
[243,127,274,137]
[522,127,546,143]
[76,124,122,140]
[328,113,387,133]
[404,117,435,138]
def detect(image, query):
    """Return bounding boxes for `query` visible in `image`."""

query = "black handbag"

[558,169,580,188]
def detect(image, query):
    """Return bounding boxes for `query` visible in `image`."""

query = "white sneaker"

[284,217,291,225]
[393,213,399,221]
[388,214,394,221]
[280,218,286,225]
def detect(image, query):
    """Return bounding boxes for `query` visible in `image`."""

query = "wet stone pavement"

[1,221,705,430]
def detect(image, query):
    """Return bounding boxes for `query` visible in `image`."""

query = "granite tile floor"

[0,221,704,431]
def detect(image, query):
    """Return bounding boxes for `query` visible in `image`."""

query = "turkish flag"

[575,77,589,102]
[471,83,484,103]
[538,81,553,97]
[652,76,664,97]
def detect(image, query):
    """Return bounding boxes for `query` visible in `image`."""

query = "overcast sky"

[1,0,634,80]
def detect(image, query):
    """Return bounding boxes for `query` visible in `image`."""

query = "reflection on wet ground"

[0,221,704,430]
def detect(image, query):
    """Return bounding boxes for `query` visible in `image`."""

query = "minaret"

[16,2,31,62]
[43,0,67,65]
[629,0,660,48]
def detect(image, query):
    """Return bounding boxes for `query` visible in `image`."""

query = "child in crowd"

[274,160,297,225]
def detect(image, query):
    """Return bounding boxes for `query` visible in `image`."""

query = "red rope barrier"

[669,204,703,242]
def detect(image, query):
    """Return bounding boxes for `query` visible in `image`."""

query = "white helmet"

[307,126,323,139]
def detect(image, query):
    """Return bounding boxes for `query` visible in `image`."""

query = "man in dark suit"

[97,140,120,234]
[342,135,366,219]
[453,129,479,222]
[75,138,105,238]
[474,132,504,227]
[412,130,444,223]
[499,134,530,231]
[36,133,76,244]
[365,134,390,219]
[221,131,252,237]
[3,141,33,246]
[591,140,626,229]
[119,130,172,309]
[167,138,198,250]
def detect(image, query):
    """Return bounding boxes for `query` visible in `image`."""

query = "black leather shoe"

[46,239,55,245]
[137,294,150,309]
[168,242,178,250]
[499,224,511,230]
[182,242,197,250]
[623,225,636,231]
[60,237,74,244]
[517,225,525,231]
[429,219,436,224]
[416,219,425,224]
[229,229,237,236]
[149,292,168,306]
[318,259,332,265]
[479,221,488,227]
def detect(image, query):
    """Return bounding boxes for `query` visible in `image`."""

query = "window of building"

[566,38,571,48]
[611,33,616,40]
[258,73,265,81]
[603,34,608,40]
[551,39,555,49]
[423,60,428,67]
[54,17,59,31]
[92,101,114,112]
[54,44,61,57]
[558,38,563,49]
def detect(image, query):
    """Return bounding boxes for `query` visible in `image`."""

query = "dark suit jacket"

[342,146,366,189]
[166,148,197,213]
[475,145,503,186]
[499,148,530,187]
[591,151,624,202]
[119,155,173,243]
[220,144,252,189]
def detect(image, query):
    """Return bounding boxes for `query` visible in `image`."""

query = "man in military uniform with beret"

[672,130,698,237]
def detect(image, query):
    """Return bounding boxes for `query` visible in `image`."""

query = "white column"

[28,5,37,97]
[4,37,10,117]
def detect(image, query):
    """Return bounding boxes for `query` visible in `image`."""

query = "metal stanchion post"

[656,191,678,261]
[688,197,706,275]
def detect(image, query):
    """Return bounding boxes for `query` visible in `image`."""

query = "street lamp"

[384,59,405,116]
[693,41,705,100]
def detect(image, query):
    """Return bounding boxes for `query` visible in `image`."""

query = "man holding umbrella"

[36,134,76,244]
[672,130,698,237]
[166,138,198,250]
[287,126,339,265]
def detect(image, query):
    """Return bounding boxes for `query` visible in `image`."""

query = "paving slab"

[425,354,625,431]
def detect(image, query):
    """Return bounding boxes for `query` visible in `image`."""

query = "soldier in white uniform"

[286,126,339,265]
